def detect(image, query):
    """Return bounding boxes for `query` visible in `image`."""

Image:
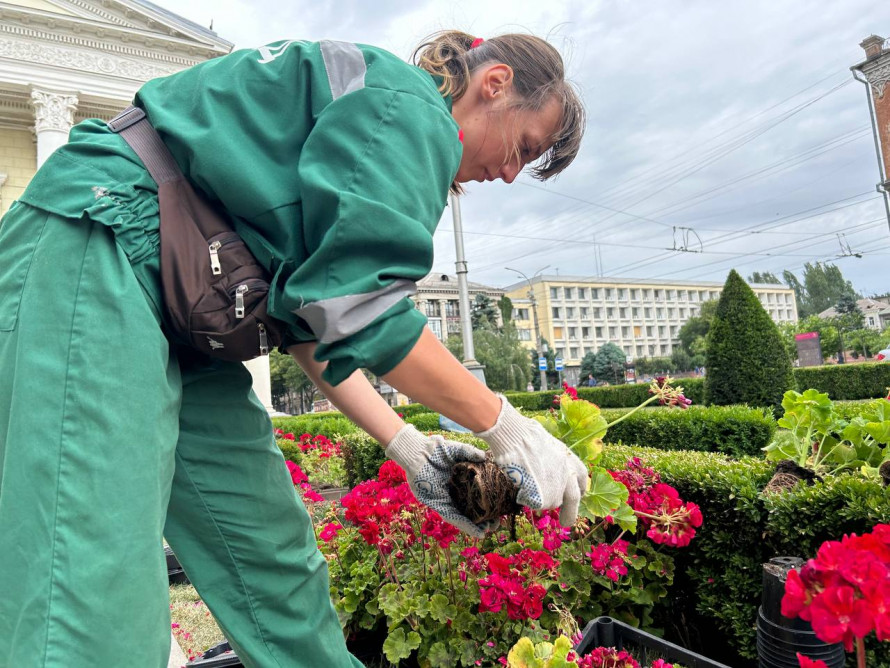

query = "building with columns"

[852,34,890,230]
[412,273,504,341]
[0,1,281,413]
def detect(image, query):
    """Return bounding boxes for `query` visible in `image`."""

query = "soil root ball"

[448,460,520,524]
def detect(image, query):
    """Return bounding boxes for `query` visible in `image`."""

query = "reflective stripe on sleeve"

[319,40,367,100]
[294,279,417,343]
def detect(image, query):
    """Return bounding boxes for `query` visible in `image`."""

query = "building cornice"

[0,5,229,61]
[854,53,890,99]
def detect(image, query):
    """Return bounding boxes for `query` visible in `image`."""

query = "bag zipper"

[207,235,241,276]
[258,323,269,355]
[229,279,269,319]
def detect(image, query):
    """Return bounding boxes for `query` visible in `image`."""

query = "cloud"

[157,0,890,295]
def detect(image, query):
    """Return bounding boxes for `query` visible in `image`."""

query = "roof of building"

[818,297,890,318]
[417,273,504,294]
[502,274,793,293]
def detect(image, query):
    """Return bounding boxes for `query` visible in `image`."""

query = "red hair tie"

[470,37,484,49]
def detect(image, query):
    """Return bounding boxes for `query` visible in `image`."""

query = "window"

[594,308,602,319]
[646,326,654,337]
[654,289,662,300]
[668,308,675,318]
[566,307,575,318]
[550,287,559,299]
[621,326,630,337]
[564,287,573,299]
[592,288,599,299]
[633,325,642,337]
[578,288,587,299]
[425,301,441,317]
[445,300,459,317]
[668,289,676,300]
[648,344,656,356]
[670,325,678,336]
[607,307,615,318]
[556,348,564,358]
[660,344,669,355]
[630,288,638,300]
[679,308,686,319]
[678,290,686,301]
[644,307,652,318]
[632,307,639,318]
[568,327,578,340]
[636,345,644,356]
[518,328,532,341]
[608,326,617,338]
[552,307,561,319]
[553,326,564,339]
[427,319,443,339]
[643,289,651,299]
[656,308,664,319]
[582,326,590,338]
[618,288,626,299]
[658,325,666,336]
[513,308,529,320]
[580,307,589,318]
[619,307,627,318]
[570,347,579,359]
[595,326,603,338]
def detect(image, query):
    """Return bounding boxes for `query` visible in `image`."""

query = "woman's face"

[452,65,562,184]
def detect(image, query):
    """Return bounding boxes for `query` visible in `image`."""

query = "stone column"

[31,88,78,167]
[244,356,274,413]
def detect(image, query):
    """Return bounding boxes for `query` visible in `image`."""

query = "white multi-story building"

[504,275,797,373]
[411,273,504,341]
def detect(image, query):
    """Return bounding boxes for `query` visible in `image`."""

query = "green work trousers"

[0,201,363,668]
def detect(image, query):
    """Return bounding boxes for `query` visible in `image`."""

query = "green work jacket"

[20,39,462,384]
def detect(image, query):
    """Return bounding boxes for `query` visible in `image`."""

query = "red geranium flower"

[808,585,873,651]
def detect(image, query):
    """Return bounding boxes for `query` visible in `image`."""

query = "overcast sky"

[157,0,890,296]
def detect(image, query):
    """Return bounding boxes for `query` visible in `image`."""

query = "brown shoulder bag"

[107,106,285,361]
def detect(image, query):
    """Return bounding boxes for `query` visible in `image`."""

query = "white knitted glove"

[474,395,589,527]
[385,424,491,538]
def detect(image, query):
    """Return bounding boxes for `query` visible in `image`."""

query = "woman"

[0,31,587,667]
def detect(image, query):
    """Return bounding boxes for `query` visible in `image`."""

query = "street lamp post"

[506,265,550,391]
[450,193,486,383]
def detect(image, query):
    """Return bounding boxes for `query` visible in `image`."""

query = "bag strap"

[107,106,183,185]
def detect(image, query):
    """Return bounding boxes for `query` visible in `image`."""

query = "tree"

[593,342,627,385]
[845,328,882,359]
[783,262,861,318]
[670,348,693,372]
[677,299,718,356]
[704,270,793,408]
[833,294,864,363]
[445,323,531,391]
[748,271,782,284]
[269,350,317,414]
[471,293,499,331]
[497,295,513,326]
[579,351,597,380]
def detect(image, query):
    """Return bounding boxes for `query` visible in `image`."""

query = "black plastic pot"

[185,640,243,667]
[575,616,731,668]
[757,557,845,668]
[165,545,191,585]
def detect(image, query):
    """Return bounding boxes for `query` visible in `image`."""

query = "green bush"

[600,444,890,663]
[793,362,890,400]
[273,413,360,438]
[276,439,303,464]
[599,404,775,457]
[393,403,433,417]
[340,432,388,488]
[705,270,793,408]
[404,412,441,432]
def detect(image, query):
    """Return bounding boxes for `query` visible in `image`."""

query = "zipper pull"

[235,284,248,318]
[258,323,269,355]
[209,241,222,275]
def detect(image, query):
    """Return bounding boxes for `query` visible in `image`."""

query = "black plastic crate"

[575,617,732,668]
[184,640,243,667]
[165,545,191,585]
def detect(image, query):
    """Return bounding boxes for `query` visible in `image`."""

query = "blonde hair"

[413,30,585,180]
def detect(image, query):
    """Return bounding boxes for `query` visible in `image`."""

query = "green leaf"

[864,421,890,445]
[506,637,542,668]
[427,593,456,624]
[579,468,630,520]
[555,396,608,464]
[426,641,457,668]
[382,627,421,664]
[763,431,806,463]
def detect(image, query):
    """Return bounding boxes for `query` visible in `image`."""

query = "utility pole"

[506,265,550,391]
[449,193,486,384]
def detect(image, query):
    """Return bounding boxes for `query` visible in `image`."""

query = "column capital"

[30,88,79,134]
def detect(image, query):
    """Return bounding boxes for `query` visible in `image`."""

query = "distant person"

[587,373,597,386]
[527,381,535,392]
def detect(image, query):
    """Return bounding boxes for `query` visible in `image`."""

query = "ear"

[479,63,514,102]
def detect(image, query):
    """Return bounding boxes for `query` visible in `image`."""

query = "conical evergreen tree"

[704,269,793,408]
